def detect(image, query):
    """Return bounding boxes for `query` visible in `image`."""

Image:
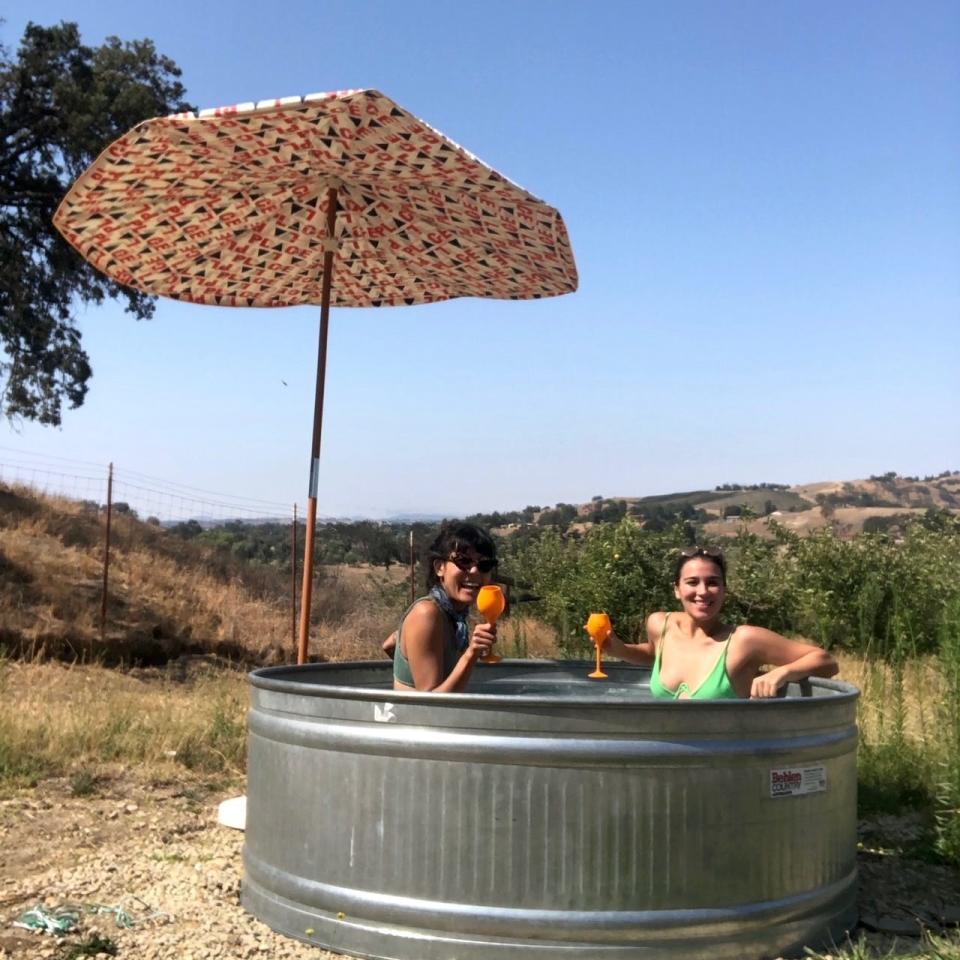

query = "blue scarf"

[429,585,470,653]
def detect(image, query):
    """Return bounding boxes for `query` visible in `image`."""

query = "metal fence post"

[100,462,113,639]
[292,504,298,657]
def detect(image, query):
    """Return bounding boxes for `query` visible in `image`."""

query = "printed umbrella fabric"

[52,88,578,661]
[52,89,578,308]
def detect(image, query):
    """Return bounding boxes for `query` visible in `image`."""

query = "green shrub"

[508,513,960,657]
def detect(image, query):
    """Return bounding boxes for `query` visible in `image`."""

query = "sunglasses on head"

[680,545,725,562]
[448,554,497,574]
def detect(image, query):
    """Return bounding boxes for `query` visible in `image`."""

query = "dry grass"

[0,479,555,672]
[0,658,249,791]
[5,638,902,796]
[0,484,408,665]
[839,655,942,747]
[0,636,943,808]
[498,612,562,658]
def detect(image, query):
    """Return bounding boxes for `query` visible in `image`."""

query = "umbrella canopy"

[53,89,577,308]
[53,89,578,662]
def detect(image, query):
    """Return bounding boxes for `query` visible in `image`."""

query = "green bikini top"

[649,613,740,700]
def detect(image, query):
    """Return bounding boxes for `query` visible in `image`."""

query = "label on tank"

[769,764,827,798]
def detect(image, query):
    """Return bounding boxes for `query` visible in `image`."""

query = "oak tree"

[0,21,192,424]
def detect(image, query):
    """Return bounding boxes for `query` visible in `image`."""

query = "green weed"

[806,930,960,959]
[69,768,100,797]
[59,934,118,959]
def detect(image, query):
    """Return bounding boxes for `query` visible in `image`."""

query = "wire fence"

[0,444,418,662]
[0,444,529,663]
[0,444,310,659]
[0,444,297,526]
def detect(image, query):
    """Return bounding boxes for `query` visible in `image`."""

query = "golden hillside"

[0,484,398,666]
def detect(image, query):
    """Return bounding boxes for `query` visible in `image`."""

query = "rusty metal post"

[100,462,113,639]
[292,504,298,656]
[297,184,339,664]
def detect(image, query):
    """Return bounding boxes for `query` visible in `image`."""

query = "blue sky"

[3,1,958,518]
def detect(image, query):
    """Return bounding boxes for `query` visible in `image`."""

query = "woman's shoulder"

[646,610,687,629]
[403,597,444,629]
[728,622,788,649]
[645,611,675,641]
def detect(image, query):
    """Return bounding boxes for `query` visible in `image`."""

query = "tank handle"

[776,678,814,699]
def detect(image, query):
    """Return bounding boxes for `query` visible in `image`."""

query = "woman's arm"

[604,612,661,666]
[401,602,496,693]
[737,626,838,699]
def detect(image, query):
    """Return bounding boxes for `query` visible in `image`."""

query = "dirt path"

[2,775,959,959]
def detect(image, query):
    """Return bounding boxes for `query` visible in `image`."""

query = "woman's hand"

[750,665,790,699]
[465,622,497,660]
[604,629,625,656]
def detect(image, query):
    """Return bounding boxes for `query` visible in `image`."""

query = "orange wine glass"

[585,612,611,679]
[475,584,505,664]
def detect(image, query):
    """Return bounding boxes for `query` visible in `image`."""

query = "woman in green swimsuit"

[605,546,838,699]
[392,521,500,692]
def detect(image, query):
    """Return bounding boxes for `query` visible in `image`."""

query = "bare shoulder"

[732,623,783,645]
[645,611,669,643]
[404,599,443,633]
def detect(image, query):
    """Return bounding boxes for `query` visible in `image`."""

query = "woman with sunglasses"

[606,546,838,699]
[391,521,500,692]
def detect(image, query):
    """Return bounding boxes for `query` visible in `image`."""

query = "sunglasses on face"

[680,545,725,563]
[447,554,497,574]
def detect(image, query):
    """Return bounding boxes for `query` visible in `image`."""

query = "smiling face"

[433,548,494,608]
[673,556,726,624]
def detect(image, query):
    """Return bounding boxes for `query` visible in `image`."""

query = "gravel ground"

[0,775,337,960]
[2,775,959,959]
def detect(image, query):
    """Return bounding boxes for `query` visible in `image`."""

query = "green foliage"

[60,934,118,959]
[170,518,409,573]
[0,21,192,424]
[715,482,790,492]
[706,488,812,514]
[857,741,932,816]
[69,768,100,797]
[862,513,914,534]
[0,733,49,787]
[175,693,245,773]
[507,519,685,654]
[509,513,960,658]
[801,930,960,960]
[935,597,960,861]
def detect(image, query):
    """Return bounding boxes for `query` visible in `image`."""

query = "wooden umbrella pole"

[297,185,339,664]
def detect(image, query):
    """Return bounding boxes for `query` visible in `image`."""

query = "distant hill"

[0,471,955,666]
[480,471,960,538]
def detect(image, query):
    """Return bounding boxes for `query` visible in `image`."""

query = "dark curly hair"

[425,521,497,589]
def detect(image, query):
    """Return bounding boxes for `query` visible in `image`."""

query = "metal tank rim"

[248,658,860,708]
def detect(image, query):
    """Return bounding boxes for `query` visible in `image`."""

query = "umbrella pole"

[297,185,339,664]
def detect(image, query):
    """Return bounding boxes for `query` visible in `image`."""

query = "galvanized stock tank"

[243,661,858,960]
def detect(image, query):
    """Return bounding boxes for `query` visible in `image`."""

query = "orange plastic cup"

[585,612,611,678]
[476,585,505,664]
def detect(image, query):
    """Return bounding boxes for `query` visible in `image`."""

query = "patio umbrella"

[53,88,578,662]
